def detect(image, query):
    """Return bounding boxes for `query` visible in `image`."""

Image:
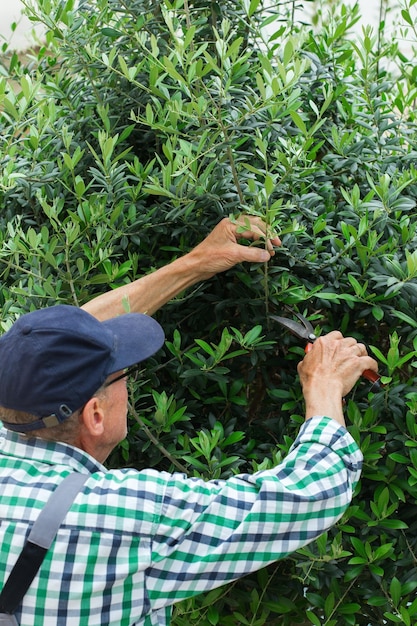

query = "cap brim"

[102,313,165,374]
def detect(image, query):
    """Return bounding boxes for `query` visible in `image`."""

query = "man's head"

[0,305,165,437]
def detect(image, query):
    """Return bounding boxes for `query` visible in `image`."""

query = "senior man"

[0,217,377,626]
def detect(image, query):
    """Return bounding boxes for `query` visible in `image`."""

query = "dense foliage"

[1,0,417,623]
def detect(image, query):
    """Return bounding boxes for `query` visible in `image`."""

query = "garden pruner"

[270,310,382,390]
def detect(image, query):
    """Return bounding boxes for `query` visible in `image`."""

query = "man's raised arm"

[82,216,281,321]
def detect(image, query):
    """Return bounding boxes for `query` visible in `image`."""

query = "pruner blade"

[269,313,316,346]
[270,312,383,390]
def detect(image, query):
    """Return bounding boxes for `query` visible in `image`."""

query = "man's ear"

[79,395,105,437]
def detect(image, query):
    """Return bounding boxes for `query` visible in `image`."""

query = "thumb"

[239,245,271,263]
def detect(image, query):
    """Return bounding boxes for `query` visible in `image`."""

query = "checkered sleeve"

[147,416,362,609]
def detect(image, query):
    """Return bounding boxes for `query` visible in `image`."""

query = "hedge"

[1,0,417,623]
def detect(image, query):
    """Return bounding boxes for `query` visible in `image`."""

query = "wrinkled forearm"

[81,216,281,321]
[81,252,205,321]
[303,383,346,426]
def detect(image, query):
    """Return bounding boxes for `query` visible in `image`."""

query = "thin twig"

[128,401,189,474]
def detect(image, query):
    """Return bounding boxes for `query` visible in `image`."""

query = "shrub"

[1,0,417,623]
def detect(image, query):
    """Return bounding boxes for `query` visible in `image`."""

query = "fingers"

[299,332,379,399]
[232,215,282,251]
[322,334,377,368]
[190,216,280,279]
[235,244,273,263]
[311,333,371,364]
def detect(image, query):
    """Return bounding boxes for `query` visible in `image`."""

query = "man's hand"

[187,216,281,280]
[297,331,379,426]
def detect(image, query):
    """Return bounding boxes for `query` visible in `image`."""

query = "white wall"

[0,1,45,51]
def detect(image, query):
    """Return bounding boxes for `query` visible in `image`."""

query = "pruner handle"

[362,368,382,389]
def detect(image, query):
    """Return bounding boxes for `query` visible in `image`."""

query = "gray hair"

[0,405,82,444]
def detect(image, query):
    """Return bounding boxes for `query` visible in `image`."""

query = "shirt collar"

[0,425,106,474]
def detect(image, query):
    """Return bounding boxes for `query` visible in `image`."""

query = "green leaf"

[194,339,216,357]
[283,40,293,66]
[372,306,384,321]
[378,519,408,530]
[390,577,402,608]
[339,603,361,614]
[207,605,219,625]
[264,598,297,613]
[401,9,414,25]
[369,564,384,576]
[389,452,410,464]
[248,0,261,17]
[289,110,307,135]
[305,610,321,626]
[101,27,123,38]
[181,456,208,471]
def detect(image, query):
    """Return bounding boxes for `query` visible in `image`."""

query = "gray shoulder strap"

[0,472,88,623]
[28,472,88,549]
[0,615,18,626]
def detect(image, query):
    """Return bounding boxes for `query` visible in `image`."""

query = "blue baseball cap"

[0,305,165,433]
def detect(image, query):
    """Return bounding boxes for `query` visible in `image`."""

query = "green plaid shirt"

[0,416,362,626]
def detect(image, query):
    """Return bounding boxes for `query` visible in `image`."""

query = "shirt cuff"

[290,415,363,482]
